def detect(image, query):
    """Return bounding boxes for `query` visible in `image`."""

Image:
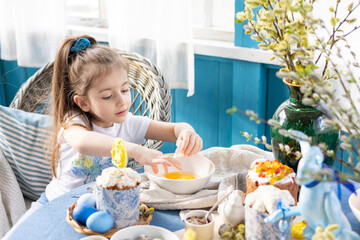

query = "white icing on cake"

[247,170,296,184]
[245,185,295,214]
[96,167,141,189]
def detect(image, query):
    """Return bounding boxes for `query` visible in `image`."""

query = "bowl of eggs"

[349,188,360,223]
[144,154,215,194]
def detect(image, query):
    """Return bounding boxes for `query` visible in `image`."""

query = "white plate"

[110,225,179,240]
[349,188,360,223]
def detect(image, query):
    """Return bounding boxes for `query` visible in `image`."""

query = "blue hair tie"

[70,38,91,54]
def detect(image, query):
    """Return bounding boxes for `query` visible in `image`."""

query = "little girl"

[4,35,203,239]
[44,35,203,201]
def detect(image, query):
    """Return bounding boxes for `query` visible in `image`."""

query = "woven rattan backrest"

[9,50,172,150]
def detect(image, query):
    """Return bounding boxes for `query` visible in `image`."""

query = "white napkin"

[140,144,274,210]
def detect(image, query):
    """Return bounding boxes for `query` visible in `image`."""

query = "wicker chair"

[9,50,172,150]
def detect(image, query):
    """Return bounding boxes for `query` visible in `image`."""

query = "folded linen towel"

[140,144,274,210]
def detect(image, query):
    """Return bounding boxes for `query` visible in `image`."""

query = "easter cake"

[96,166,141,228]
[246,159,298,202]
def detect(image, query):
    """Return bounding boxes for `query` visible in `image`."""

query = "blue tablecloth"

[7,178,360,240]
[334,181,360,233]
[8,182,184,240]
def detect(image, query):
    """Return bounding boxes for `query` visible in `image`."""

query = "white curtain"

[106,0,195,96]
[0,0,65,67]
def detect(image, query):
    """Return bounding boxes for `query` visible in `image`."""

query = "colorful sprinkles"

[252,160,294,184]
[96,167,141,189]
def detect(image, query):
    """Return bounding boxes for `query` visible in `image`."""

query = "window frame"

[65,0,235,43]
[65,0,275,64]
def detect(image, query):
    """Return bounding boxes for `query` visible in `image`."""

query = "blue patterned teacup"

[96,185,140,229]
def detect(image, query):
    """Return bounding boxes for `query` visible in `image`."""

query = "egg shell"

[86,211,114,233]
[77,193,96,208]
[73,203,97,225]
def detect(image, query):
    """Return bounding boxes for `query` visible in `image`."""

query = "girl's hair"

[50,35,127,177]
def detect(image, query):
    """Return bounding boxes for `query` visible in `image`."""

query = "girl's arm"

[63,125,182,173]
[145,121,203,156]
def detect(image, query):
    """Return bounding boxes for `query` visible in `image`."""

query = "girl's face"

[80,67,131,128]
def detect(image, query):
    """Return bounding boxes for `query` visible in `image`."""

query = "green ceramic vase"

[271,79,339,173]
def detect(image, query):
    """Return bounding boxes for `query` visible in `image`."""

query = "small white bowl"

[80,236,108,240]
[349,188,360,223]
[144,154,215,194]
[110,225,179,240]
[184,210,215,240]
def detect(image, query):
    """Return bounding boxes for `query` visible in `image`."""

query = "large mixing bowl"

[144,154,215,195]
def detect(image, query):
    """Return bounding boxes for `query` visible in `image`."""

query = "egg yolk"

[163,172,198,180]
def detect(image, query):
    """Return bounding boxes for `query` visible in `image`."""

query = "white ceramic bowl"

[349,188,360,223]
[144,155,215,194]
[184,210,215,240]
[110,225,179,240]
[81,236,108,240]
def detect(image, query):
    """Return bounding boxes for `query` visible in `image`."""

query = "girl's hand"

[135,146,183,174]
[176,130,203,157]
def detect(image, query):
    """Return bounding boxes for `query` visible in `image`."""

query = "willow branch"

[333,155,360,177]
[343,25,360,38]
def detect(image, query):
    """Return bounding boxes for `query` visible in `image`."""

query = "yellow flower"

[278,40,288,50]
[236,11,246,22]
[268,42,277,49]
[331,17,340,27]
[245,7,254,19]
[83,158,93,168]
[279,0,291,8]
[273,5,285,16]
[245,0,261,9]
[302,2,313,12]
[295,64,304,73]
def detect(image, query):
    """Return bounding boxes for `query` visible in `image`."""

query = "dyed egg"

[86,211,114,233]
[77,193,96,208]
[73,203,97,225]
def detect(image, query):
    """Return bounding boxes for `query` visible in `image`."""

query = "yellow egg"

[111,138,128,168]
[183,228,196,240]
[163,171,198,180]
[179,175,196,180]
[164,172,180,179]
[292,221,307,239]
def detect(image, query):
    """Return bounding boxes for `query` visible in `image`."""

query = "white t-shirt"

[45,112,151,201]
